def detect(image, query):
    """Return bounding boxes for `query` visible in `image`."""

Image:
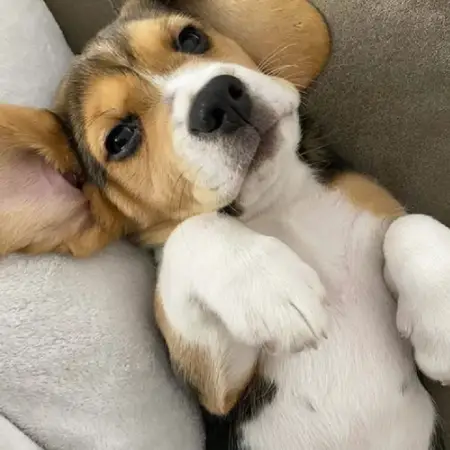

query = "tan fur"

[179,0,331,89]
[0,105,93,255]
[126,15,258,73]
[126,18,180,72]
[154,293,256,415]
[64,185,127,257]
[82,74,216,244]
[332,172,405,218]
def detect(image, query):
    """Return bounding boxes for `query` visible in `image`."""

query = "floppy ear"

[0,104,105,256]
[119,0,329,88]
[174,0,330,89]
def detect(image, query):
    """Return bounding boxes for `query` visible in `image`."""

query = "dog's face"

[0,0,318,256]
[166,62,300,209]
[56,3,300,235]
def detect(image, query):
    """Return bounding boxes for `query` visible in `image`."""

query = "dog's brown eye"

[105,115,142,161]
[174,25,209,54]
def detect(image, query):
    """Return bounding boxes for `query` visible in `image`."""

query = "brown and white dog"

[0,1,449,449]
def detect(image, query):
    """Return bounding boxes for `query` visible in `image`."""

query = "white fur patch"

[385,214,450,384]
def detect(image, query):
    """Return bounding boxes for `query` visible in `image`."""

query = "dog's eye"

[174,25,209,54]
[105,116,142,161]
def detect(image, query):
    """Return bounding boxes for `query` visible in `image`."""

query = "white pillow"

[0,244,203,450]
[0,0,72,107]
[0,1,203,449]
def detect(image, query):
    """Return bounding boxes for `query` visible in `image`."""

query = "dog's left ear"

[173,0,331,89]
[0,105,115,256]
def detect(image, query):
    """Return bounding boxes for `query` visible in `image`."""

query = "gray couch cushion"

[44,0,116,53]
[0,243,203,450]
[308,0,450,225]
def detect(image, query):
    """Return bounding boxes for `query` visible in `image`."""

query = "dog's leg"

[384,214,450,384]
[156,212,328,415]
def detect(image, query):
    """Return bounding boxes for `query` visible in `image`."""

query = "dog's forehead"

[81,13,192,75]
[54,12,192,154]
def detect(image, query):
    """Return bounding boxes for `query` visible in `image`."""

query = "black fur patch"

[417,371,448,450]
[73,144,107,188]
[201,376,277,450]
[432,422,447,450]
[50,111,106,188]
[64,112,107,188]
[218,201,243,217]
[296,109,352,184]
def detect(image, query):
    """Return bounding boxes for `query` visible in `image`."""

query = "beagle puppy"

[0,1,448,449]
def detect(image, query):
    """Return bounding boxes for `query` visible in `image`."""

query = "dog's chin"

[204,110,300,210]
[248,123,281,172]
[229,110,300,210]
[216,125,281,208]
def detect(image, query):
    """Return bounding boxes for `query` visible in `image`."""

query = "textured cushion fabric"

[0,1,203,449]
[0,244,202,450]
[0,415,42,450]
[44,0,116,54]
[308,0,450,225]
[0,0,72,107]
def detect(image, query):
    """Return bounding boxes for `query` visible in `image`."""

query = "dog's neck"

[239,139,323,222]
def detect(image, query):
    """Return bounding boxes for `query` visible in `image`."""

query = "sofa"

[0,0,449,448]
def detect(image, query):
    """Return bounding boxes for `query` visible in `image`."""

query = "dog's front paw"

[385,215,450,384]
[214,236,329,354]
[397,291,450,384]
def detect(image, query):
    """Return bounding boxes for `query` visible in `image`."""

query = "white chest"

[240,189,435,450]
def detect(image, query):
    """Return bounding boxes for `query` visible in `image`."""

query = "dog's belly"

[241,296,435,449]
[240,198,436,449]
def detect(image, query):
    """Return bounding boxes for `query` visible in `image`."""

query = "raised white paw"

[385,214,450,384]
[207,235,329,354]
[397,300,450,384]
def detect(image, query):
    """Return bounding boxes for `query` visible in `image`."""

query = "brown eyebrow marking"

[84,108,122,129]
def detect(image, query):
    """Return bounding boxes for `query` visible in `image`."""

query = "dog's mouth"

[251,125,278,167]
[247,113,290,172]
[219,125,280,216]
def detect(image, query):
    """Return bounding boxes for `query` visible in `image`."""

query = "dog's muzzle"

[188,75,252,135]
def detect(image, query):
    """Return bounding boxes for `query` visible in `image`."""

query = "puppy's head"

[0,0,327,255]
[59,1,302,238]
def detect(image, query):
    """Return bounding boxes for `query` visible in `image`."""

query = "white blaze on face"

[158,62,301,204]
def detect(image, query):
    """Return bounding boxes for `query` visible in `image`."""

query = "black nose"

[189,75,251,135]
